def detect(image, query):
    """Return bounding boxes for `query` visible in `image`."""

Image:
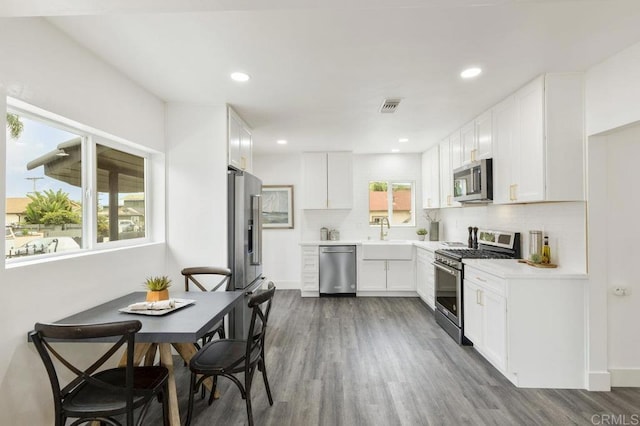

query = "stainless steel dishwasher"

[319,245,357,296]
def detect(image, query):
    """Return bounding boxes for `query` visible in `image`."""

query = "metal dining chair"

[30,320,170,426]
[181,266,232,344]
[185,282,276,426]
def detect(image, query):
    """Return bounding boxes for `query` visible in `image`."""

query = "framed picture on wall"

[262,185,294,229]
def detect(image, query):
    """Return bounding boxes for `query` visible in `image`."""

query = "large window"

[368,181,415,227]
[5,100,148,262]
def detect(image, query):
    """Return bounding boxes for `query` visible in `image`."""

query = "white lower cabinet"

[359,259,415,293]
[463,267,507,372]
[416,247,435,308]
[358,260,387,291]
[463,264,585,388]
[482,289,507,370]
[300,246,319,295]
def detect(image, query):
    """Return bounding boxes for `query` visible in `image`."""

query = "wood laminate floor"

[146,291,640,425]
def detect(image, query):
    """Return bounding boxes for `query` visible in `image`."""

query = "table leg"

[118,342,151,367]
[172,343,220,399]
[158,343,181,426]
[144,343,158,366]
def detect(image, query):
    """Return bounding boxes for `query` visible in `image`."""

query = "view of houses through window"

[5,106,147,261]
[368,181,415,227]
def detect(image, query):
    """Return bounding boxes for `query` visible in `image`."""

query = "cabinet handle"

[427,198,431,207]
[447,195,451,206]
[476,276,487,282]
[509,184,518,201]
[241,156,247,170]
[477,289,484,306]
[471,149,477,162]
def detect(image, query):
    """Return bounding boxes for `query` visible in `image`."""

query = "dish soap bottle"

[542,236,551,264]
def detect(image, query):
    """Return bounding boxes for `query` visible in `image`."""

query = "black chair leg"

[245,371,254,426]
[259,359,274,405]
[185,373,198,426]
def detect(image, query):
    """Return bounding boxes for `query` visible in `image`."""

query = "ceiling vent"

[380,98,401,114]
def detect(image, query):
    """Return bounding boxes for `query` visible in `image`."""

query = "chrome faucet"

[380,217,390,240]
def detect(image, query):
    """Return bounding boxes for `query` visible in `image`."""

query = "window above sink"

[368,181,415,227]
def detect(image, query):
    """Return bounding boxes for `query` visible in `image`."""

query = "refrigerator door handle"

[251,194,262,265]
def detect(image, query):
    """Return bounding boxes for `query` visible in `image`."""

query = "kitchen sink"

[360,240,413,260]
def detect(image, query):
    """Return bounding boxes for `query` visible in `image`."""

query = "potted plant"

[144,275,172,302]
[416,228,428,241]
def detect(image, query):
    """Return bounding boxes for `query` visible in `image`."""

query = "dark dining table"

[31,290,245,426]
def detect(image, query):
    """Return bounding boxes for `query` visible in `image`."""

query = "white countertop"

[300,240,363,246]
[300,240,448,251]
[463,259,587,280]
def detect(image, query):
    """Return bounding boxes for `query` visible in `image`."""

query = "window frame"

[368,180,416,228]
[5,97,153,265]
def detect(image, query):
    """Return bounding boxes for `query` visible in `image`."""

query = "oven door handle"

[432,262,458,276]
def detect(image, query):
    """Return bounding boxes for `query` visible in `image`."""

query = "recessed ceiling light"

[277,140,287,145]
[399,138,409,143]
[391,149,400,153]
[460,67,482,79]
[230,72,250,82]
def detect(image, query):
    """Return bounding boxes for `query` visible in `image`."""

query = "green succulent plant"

[144,275,172,291]
[529,253,543,264]
[416,228,428,236]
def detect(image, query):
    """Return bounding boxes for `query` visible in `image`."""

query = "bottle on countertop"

[468,227,474,248]
[320,227,328,241]
[473,227,479,249]
[542,236,551,264]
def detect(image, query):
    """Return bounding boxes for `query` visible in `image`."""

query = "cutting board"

[518,259,558,268]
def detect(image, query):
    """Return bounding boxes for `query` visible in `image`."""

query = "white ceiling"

[7,0,640,154]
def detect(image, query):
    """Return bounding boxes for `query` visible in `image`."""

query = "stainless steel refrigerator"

[227,168,265,338]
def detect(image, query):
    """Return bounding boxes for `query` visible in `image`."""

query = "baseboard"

[611,369,640,387]
[587,371,612,391]
[264,280,299,290]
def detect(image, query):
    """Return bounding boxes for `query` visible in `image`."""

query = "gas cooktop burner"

[437,248,514,260]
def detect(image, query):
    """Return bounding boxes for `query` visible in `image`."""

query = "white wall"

[435,202,587,272]
[164,104,228,285]
[302,154,429,241]
[588,125,640,388]
[0,18,166,424]
[253,153,302,289]
[601,126,640,385]
[586,42,640,136]
[585,39,640,390]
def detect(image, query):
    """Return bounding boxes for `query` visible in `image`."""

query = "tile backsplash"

[299,152,586,272]
[435,201,587,271]
[301,154,429,242]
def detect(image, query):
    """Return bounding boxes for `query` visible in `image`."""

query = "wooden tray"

[518,259,558,268]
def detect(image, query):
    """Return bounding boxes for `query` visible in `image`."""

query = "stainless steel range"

[434,229,521,344]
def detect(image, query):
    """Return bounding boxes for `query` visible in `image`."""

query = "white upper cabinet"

[462,111,493,165]
[302,152,353,209]
[475,110,493,161]
[493,73,585,204]
[421,145,440,209]
[461,120,476,165]
[228,106,252,172]
[492,95,517,204]
[327,152,353,209]
[439,133,461,208]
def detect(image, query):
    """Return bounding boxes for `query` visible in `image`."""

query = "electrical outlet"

[611,287,631,296]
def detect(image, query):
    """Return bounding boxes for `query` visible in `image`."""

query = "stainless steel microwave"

[453,158,493,203]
